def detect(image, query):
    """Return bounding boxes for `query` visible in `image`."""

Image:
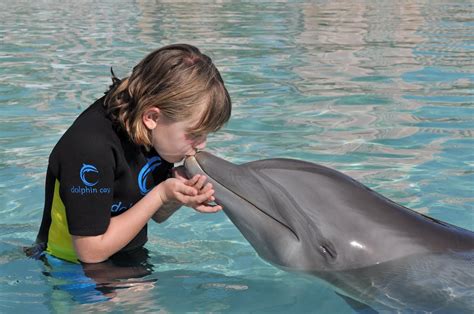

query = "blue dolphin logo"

[138,156,162,195]
[80,164,99,187]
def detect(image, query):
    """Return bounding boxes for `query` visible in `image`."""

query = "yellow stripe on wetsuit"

[46,179,79,263]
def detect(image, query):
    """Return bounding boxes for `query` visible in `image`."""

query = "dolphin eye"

[320,243,337,261]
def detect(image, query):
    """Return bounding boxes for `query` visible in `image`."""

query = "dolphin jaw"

[183,155,203,178]
[184,154,299,240]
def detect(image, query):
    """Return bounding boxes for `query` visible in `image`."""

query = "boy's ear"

[142,107,161,130]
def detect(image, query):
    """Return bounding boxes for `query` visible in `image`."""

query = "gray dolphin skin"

[184,151,474,313]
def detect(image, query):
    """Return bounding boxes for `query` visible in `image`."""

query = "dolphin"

[184,151,474,312]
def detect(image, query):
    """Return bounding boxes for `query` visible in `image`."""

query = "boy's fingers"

[195,189,214,203]
[201,182,213,193]
[180,190,213,207]
[194,175,207,190]
[195,204,223,213]
[178,184,198,196]
[186,175,201,186]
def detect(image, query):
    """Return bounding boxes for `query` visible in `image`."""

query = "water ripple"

[1,0,473,312]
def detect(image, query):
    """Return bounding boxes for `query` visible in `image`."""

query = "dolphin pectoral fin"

[335,292,378,314]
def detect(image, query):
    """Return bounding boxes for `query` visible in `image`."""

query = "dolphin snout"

[184,154,205,179]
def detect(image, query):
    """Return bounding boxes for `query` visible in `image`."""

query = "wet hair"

[104,44,232,148]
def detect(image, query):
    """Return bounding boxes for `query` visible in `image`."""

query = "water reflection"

[1,0,473,312]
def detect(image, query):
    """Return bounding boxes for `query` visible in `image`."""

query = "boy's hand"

[187,174,223,213]
[157,171,222,213]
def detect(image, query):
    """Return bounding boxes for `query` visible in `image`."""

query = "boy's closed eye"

[185,133,206,141]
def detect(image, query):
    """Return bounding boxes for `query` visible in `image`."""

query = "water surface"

[1,0,473,312]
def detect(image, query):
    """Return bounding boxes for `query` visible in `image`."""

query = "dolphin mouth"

[184,154,299,241]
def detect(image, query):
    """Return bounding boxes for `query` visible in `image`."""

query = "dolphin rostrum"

[184,151,474,312]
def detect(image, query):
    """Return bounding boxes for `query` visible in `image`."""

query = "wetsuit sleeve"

[56,138,115,236]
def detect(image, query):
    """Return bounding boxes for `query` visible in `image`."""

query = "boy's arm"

[72,184,168,263]
[150,165,185,223]
[72,176,217,263]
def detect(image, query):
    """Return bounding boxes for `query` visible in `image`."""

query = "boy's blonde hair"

[104,44,231,148]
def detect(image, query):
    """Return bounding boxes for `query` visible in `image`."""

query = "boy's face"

[148,113,208,163]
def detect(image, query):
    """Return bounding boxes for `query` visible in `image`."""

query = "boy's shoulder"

[52,97,119,157]
[70,97,114,135]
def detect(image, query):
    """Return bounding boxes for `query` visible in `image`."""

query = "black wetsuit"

[35,96,173,263]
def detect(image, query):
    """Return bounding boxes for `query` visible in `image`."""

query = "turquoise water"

[1,0,473,312]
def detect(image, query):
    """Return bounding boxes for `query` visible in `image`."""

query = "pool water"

[1,0,473,313]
